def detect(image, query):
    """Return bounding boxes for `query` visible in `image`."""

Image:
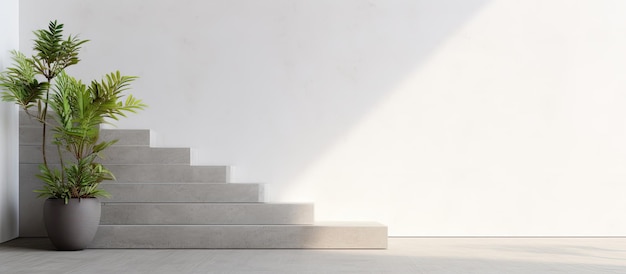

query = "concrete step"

[19,162,230,237]
[90,222,388,249]
[101,183,265,203]
[20,127,151,146]
[100,203,314,225]
[108,165,229,183]
[20,164,230,183]
[19,146,190,165]
[19,110,44,127]
[18,111,70,128]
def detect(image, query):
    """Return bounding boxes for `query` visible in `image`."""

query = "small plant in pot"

[0,21,145,250]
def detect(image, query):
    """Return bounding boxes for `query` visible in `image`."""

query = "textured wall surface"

[19,0,626,236]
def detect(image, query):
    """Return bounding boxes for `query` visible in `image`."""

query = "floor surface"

[1,237,626,273]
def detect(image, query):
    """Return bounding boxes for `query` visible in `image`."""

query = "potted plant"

[0,20,145,250]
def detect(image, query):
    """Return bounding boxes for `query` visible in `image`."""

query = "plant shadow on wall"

[0,20,145,250]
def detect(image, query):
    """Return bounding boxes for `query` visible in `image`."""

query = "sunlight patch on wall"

[282,0,626,236]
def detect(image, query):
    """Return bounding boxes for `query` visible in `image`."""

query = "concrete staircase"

[19,112,387,248]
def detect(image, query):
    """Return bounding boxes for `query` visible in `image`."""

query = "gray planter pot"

[43,198,101,251]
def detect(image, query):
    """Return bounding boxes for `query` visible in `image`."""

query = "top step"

[19,111,151,146]
[20,127,151,146]
[19,110,49,127]
[19,110,41,127]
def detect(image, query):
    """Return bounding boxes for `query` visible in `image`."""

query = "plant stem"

[40,79,51,169]
[57,143,65,189]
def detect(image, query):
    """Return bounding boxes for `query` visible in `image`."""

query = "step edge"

[97,222,386,227]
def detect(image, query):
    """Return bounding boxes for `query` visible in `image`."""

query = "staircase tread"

[101,182,262,185]
[102,182,231,184]
[91,223,388,249]
[98,222,386,227]
[101,202,313,205]
[19,145,188,149]
[20,163,227,167]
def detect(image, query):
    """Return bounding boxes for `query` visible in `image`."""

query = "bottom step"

[90,222,387,249]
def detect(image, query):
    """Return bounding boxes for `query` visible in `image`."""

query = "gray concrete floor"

[1,237,626,273]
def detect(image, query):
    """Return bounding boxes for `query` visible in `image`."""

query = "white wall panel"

[0,0,19,242]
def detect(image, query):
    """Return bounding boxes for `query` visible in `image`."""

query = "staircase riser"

[20,146,190,165]
[101,183,265,203]
[19,111,44,127]
[21,164,228,183]
[18,164,226,237]
[20,127,151,146]
[108,165,229,182]
[91,224,388,249]
[100,203,314,225]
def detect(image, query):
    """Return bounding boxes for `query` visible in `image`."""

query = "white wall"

[0,0,19,243]
[20,0,626,236]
